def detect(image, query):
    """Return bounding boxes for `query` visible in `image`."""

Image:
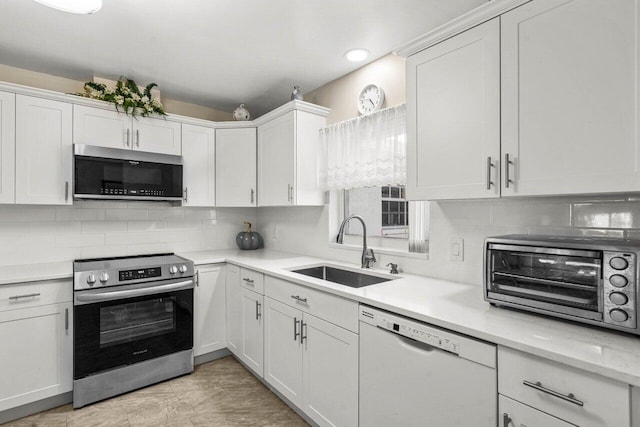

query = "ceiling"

[0,0,487,116]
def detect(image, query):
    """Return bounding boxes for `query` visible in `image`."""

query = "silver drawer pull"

[243,278,254,284]
[9,293,41,301]
[522,380,584,407]
[291,295,308,303]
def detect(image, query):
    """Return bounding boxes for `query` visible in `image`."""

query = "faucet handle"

[386,263,399,274]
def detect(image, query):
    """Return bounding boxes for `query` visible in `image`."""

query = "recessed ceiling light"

[33,0,102,14]
[344,48,369,62]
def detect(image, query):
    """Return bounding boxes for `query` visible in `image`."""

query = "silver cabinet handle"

[65,308,69,331]
[503,413,512,427]
[75,279,193,304]
[291,295,307,303]
[135,129,140,147]
[255,300,262,320]
[242,278,254,285]
[505,153,513,188]
[184,187,188,203]
[522,380,584,407]
[250,188,255,204]
[486,156,494,190]
[65,181,69,202]
[300,321,307,344]
[195,270,199,287]
[293,317,300,341]
[126,128,130,147]
[287,184,291,202]
[9,293,41,301]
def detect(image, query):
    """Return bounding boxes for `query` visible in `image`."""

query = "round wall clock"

[358,83,385,115]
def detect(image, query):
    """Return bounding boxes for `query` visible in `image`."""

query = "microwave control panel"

[603,251,636,329]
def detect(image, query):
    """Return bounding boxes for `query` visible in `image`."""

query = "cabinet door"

[182,124,216,207]
[132,116,182,155]
[302,314,358,427]
[502,0,640,196]
[73,105,131,150]
[294,111,326,206]
[500,395,573,427]
[0,91,15,204]
[194,265,226,357]
[0,302,72,412]
[15,95,72,205]
[215,128,257,207]
[406,18,500,200]
[264,296,303,406]
[240,287,264,377]
[225,264,242,355]
[258,112,295,206]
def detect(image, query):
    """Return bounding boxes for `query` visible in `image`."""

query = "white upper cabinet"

[257,101,329,206]
[182,124,216,207]
[501,0,640,196]
[16,95,72,205]
[73,104,181,155]
[0,91,15,204]
[215,127,257,207]
[407,18,500,200]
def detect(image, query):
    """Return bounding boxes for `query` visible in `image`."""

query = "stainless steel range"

[72,253,194,408]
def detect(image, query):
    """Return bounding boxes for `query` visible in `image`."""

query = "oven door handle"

[74,279,194,305]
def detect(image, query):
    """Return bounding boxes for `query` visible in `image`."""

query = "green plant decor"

[76,78,167,117]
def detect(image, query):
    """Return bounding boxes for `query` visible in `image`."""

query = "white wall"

[0,202,256,266]
[258,195,640,286]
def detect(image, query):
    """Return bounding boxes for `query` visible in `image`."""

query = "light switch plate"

[450,238,464,262]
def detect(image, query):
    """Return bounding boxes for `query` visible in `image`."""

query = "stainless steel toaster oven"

[484,235,639,335]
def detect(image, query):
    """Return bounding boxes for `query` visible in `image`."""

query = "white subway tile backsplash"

[55,207,106,222]
[106,209,149,221]
[81,221,127,233]
[572,202,640,228]
[127,221,167,232]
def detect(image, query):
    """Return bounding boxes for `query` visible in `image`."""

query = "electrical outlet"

[450,238,464,262]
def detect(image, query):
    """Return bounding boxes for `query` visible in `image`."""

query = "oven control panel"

[119,267,162,282]
[603,251,637,329]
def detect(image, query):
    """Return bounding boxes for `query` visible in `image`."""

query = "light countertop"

[3,249,640,387]
[182,249,640,387]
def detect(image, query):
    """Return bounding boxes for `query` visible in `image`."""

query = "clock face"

[358,84,385,115]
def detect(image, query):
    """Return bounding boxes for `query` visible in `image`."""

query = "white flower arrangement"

[76,78,166,117]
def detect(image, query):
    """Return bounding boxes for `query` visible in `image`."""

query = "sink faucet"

[336,214,376,268]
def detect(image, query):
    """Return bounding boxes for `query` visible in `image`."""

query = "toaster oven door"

[486,244,602,319]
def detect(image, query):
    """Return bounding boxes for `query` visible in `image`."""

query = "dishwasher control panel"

[360,305,460,355]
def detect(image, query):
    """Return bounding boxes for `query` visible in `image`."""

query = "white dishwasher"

[359,305,497,426]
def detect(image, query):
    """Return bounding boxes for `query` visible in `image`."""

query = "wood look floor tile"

[4,357,308,427]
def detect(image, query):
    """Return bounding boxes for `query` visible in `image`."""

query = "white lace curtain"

[319,103,406,190]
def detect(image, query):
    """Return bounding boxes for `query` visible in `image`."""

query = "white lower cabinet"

[194,264,226,357]
[225,264,264,377]
[500,395,572,427]
[263,279,358,427]
[0,280,72,412]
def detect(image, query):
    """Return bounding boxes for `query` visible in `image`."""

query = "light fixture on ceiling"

[33,0,102,14]
[344,48,369,62]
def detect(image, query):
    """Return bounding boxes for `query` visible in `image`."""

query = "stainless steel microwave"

[484,235,639,335]
[73,144,183,202]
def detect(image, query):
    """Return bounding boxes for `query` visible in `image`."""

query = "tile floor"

[4,356,309,427]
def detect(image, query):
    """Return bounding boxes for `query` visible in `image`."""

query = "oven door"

[73,144,183,201]
[73,278,193,379]
[486,244,603,320]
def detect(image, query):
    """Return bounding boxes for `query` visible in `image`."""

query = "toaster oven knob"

[609,274,628,288]
[99,272,109,283]
[169,265,178,274]
[610,257,629,270]
[179,265,187,273]
[86,274,96,285]
[609,308,629,323]
[609,292,629,306]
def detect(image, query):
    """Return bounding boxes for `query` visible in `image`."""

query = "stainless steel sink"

[291,265,395,288]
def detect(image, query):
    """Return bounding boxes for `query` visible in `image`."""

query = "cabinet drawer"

[240,268,264,294]
[498,346,630,426]
[0,280,72,313]
[264,276,358,332]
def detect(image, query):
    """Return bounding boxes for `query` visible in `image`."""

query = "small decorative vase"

[291,86,304,101]
[233,104,250,121]
[235,221,264,250]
